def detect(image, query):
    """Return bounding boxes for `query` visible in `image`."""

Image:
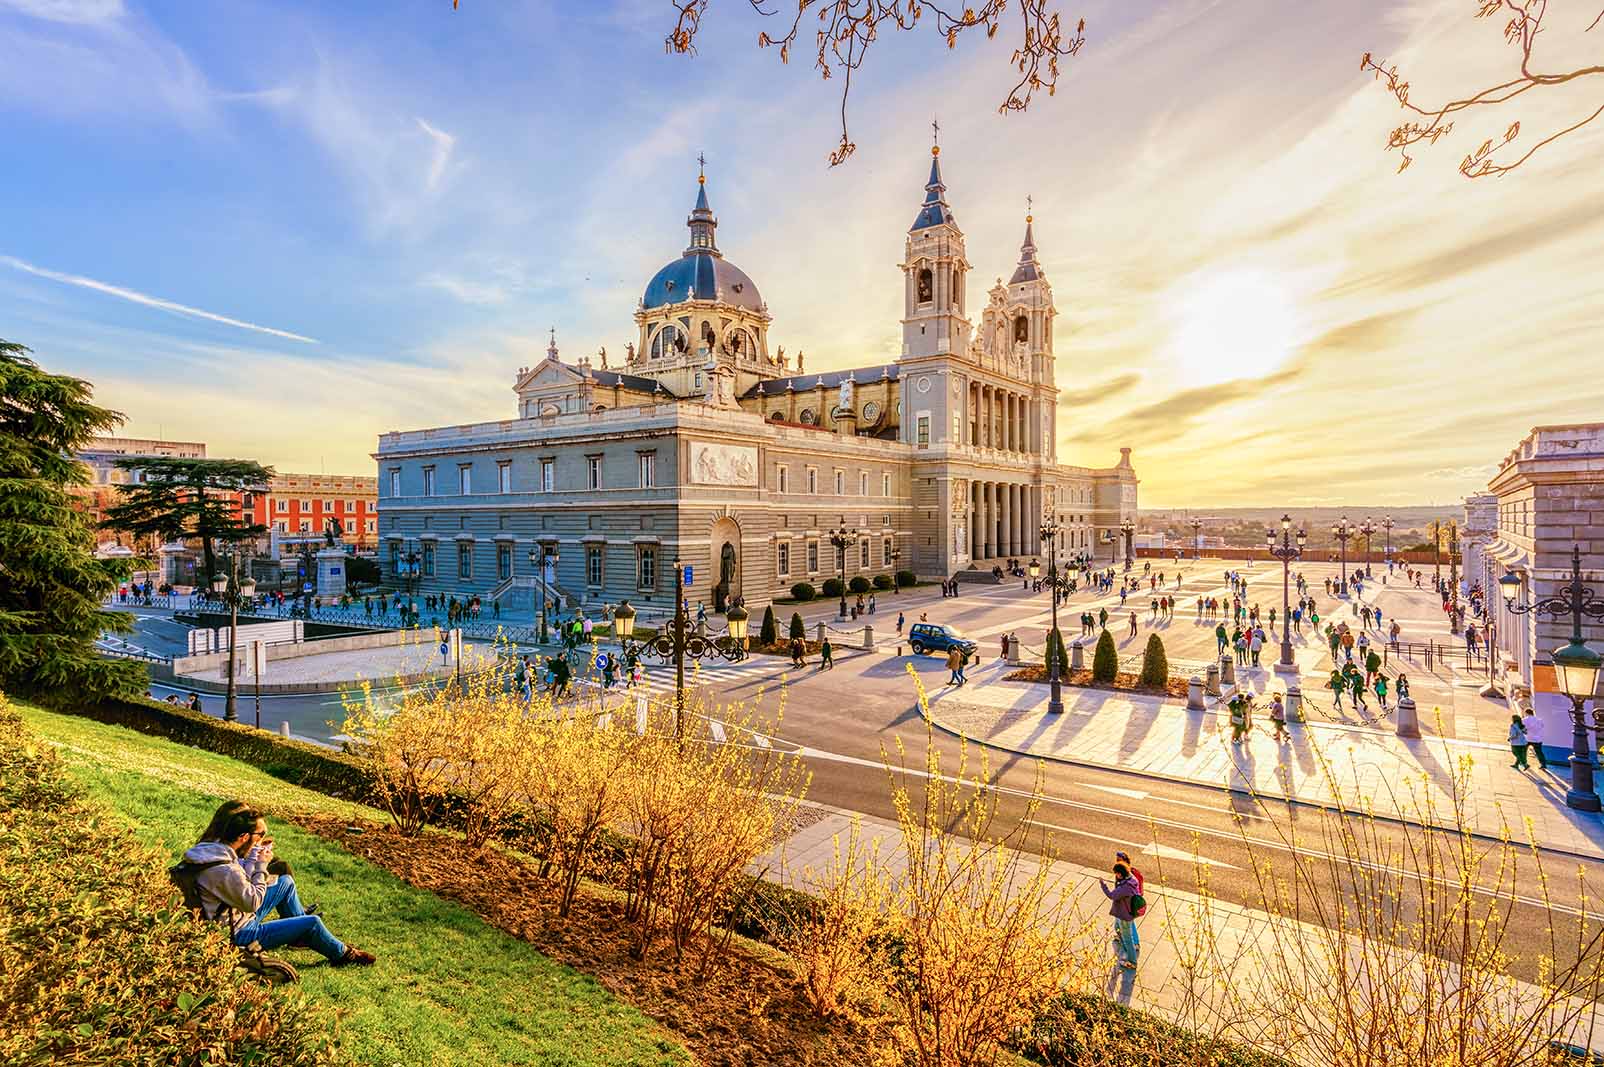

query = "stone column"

[980,481,991,559]
[970,481,979,560]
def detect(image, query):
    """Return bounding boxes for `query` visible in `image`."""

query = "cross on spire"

[697,151,706,183]
[1026,193,1033,218]
[931,117,940,148]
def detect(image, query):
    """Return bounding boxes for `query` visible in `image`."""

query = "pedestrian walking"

[1128,612,1138,638]
[1508,714,1529,770]
[790,636,806,667]
[1228,694,1249,743]
[896,611,905,635]
[1099,863,1143,970]
[1215,622,1228,657]
[1328,669,1346,710]
[1269,693,1289,740]
[946,645,963,686]
[820,636,834,670]
[1523,708,1548,769]
[1249,630,1263,667]
[1374,673,1388,709]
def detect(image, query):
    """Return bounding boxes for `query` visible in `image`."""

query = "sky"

[4,0,1602,508]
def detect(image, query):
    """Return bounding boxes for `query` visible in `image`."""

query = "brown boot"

[333,946,376,967]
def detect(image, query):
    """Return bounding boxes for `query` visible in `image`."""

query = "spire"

[910,122,954,232]
[685,154,720,256]
[547,326,559,361]
[1009,204,1044,284]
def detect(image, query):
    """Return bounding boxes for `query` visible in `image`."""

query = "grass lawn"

[17,701,690,1067]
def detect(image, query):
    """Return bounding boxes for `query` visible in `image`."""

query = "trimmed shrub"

[895,569,918,588]
[1092,630,1118,684]
[0,696,339,1065]
[847,576,872,595]
[872,573,894,590]
[821,578,844,598]
[1139,633,1169,688]
[1015,993,1292,1067]
[1043,629,1069,675]
[789,612,806,641]
[759,605,778,645]
[790,582,816,602]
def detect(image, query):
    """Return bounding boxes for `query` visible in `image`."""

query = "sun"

[1163,267,1301,385]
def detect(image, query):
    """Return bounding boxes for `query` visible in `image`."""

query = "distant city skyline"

[4,0,1601,508]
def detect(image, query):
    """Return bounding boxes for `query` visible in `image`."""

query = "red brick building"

[240,473,378,551]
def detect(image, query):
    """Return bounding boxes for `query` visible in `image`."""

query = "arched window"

[1013,314,1029,343]
[951,269,960,309]
[650,324,684,360]
[799,408,817,425]
[916,268,933,304]
[592,405,607,414]
[769,411,784,422]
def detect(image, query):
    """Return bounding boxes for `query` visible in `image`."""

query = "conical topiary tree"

[1139,633,1169,688]
[789,611,806,641]
[759,604,778,646]
[1091,629,1118,684]
[1043,628,1069,676]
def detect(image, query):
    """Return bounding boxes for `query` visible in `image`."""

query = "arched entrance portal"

[709,517,741,613]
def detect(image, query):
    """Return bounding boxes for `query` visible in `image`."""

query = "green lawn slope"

[17,701,690,1067]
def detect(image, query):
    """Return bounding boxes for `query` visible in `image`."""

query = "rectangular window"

[834,470,844,495]
[916,415,930,447]
[587,456,602,490]
[298,520,310,533]
[859,471,868,495]
[275,499,287,513]
[883,538,892,566]
[586,545,603,587]
[458,465,472,495]
[422,542,436,577]
[954,413,962,439]
[497,461,512,494]
[882,472,891,497]
[807,541,819,573]
[540,459,554,493]
[274,521,286,533]
[344,519,356,534]
[422,466,436,496]
[323,499,334,510]
[365,519,375,533]
[860,540,869,567]
[458,542,473,579]
[346,499,356,511]
[497,543,512,579]
[807,468,818,495]
[778,466,789,493]
[638,546,657,590]
[638,452,656,488]
[777,542,790,577]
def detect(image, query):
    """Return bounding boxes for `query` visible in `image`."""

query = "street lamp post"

[1331,516,1353,591]
[1189,517,1203,560]
[1504,545,1604,811]
[529,546,559,645]
[1265,515,1306,671]
[829,526,853,618]
[621,561,748,739]
[1120,518,1135,567]
[890,547,902,594]
[1381,515,1395,564]
[1448,521,1462,634]
[210,552,257,724]
[1036,516,1064,715]
[1358,517,1377,570]
[1431,519,1443,587]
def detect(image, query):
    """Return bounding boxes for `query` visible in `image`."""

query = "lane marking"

[1084,783,1149,801]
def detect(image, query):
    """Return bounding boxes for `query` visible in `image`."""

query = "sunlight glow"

[1164,267,1301,385]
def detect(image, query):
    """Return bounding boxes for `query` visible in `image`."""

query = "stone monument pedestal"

[315,547,347,598]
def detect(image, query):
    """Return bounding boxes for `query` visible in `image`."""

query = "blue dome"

[642,253,764,312]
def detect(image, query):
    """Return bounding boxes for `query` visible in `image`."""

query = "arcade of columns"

[965,380,1037,453]
[962,380,1046,563]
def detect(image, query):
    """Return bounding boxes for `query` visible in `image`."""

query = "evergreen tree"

[1139,633,1169,688]
[1043,628,1069,675]
[759,604,778,645]
[102,456,272,583]
[1091,629,1118,684]
[0,341,145,704]
[789,611,806,641]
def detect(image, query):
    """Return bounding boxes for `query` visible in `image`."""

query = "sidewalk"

[177,636,497,688]
[755,801,1604,1057]
[920,659,1604,861]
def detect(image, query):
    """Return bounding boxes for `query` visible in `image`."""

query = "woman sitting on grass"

[184,802,375,968]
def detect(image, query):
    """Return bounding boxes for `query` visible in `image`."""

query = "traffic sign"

[683,566,693,586]
[593,652,611,672]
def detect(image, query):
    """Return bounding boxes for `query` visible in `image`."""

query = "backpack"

[168,858,231,920]
[1129,891,1147,918]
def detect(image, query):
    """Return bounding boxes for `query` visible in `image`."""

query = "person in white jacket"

[183,804,374,967]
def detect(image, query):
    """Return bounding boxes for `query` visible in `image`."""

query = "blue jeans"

[1115,918,1140,965]
[233,875,345,962]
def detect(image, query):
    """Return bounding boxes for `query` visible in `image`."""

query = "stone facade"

[1482,424,1604,741]
[374,149,1137,615]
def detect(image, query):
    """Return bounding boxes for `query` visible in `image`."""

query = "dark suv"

[906,622,978,658]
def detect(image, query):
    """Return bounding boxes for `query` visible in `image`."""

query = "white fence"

[187,618,304,655]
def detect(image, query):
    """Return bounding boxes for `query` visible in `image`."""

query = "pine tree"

[0,341,145,704]
[1091,629,1118,684]
[102,456,273,584]
[1139,633,1169,688]
[759,604,778,645]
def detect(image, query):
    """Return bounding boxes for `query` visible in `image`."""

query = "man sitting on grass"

[184,803,375,968]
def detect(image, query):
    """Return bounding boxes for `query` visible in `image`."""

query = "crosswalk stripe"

[752,732,772,749]
[635,699,648,736]
[709,720,727,743]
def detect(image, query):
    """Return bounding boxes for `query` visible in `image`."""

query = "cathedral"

[373,144,1137,617]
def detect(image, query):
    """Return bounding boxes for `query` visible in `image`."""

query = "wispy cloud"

[0,0,122,24]
[1,255,319,344]
[416,117,456,192]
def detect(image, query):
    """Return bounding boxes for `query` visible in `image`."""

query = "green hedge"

[0,697,339,1065]
[872,574,894,590]
[895,569,917,588]
[847,576,872,595]
[820,578,844,598]
[1092,630,1118,684]
[1015,993,1290,1066]
[788,612,806,641]
[789,582,816,602]
[759,605,778,646]
[1139,633,1169,687]
[1043,629,1069,675]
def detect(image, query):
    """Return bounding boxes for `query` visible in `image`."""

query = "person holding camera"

[180,803,374,968]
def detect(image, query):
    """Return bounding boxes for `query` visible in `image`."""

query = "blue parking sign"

[683,565,693,586]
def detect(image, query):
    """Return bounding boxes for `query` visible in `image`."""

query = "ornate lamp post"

[1447,521,1462,634]
[1120,518,1135,567]
[627,560,749,739]
[1265,515,1306,670]
[890,547,902,594]
[1504,546,1604,811]
[1431,519,1443,586]
[613,599,636,646]
[1381,515,1395,563]
[530,546,559,644]
[1189,516,1204,560]
[1331,516,1353,590]
[1358,517,1377,569]
[1036,514,1064,716]
[829,526,853,618]
[210,553,257,724]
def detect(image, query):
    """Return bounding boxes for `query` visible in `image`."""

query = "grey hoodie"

[182,840,268,936]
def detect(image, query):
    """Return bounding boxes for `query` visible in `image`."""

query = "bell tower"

[1006,207,1057,387]
[900,127,971,361]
